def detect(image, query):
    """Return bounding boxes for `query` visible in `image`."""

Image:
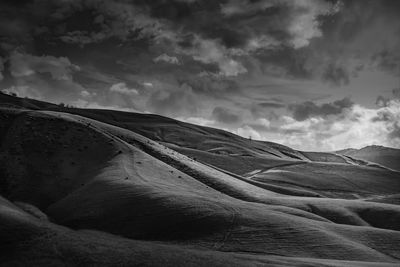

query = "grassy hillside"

[337,145,400,171]
[1,93,400,266]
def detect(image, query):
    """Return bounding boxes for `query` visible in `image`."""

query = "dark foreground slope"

[1,94,400,266]
[337,146,400,172]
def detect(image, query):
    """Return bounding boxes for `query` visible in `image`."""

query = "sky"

[0,0,400,151]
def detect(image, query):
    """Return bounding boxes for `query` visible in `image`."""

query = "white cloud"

[143,82,153,87]
[288,0,340,49]
[1,86,42,100]
[243,100,400,151]
[60,30,108,47]
[176,116,215,127]
[205,98,400,151]
[182,36,247,77]
[237,125,263,140]
[221,0,340,49]
[153,54,180,64]
[80,90,96,98]
[218,59,247,77]
[255,118,271,128]
[9,51,80,80]
[245,35,281,52]
[109,82,139,95]
[72,99,141,113]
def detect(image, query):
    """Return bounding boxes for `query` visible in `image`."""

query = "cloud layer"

[0,0,400,150]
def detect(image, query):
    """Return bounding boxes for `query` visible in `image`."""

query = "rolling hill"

[337,145,400,172]
[1,92,400,266]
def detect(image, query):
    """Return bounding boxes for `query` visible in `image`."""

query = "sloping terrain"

[0,93,400,266]
[337,146,400,172]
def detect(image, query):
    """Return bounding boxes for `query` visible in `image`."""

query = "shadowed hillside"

[1,93,400,266]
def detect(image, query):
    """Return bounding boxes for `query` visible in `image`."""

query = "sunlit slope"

[247,162,400,199]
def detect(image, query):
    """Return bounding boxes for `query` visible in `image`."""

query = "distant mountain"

[336,145,400,171]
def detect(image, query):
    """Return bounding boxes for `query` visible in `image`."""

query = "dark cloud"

[177,74,240,98]
[289,97,354,121]
[258,101,286,109]
[24,0,341,77]
[0,0,398,81]
[0,57,4,80]
[319,0,400,76]
[212,106,241,124]
[250,99,285,118]
[147,84,200,117]
[376,95,390,108]
[372,50,400,76]
[245,0,400,85]
[393,88,400,98]
[376,88,400,108]
[0,0,399,151]
[0,0,387,89]
[322,63,350,86]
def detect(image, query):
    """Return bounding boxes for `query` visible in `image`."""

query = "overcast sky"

[1,0,400,151]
